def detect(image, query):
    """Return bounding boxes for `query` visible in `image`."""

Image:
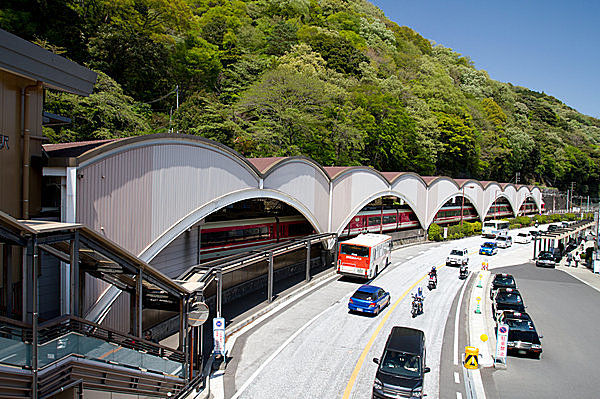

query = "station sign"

[213,317,226,355]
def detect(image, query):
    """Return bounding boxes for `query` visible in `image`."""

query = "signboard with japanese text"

[496,323,509,365]
[213,317,226,355]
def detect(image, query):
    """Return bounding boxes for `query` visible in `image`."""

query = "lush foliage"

[3,0,599,196]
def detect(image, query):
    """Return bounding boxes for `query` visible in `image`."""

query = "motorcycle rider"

[429,266,437,285]
[413,287,424,313]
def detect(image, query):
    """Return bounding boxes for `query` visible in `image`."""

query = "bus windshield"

[340,244,369,257]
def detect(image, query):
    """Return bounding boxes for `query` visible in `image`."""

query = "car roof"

[483,241,496,245]
[356,284,381,294]
[500,311,531,320]
[385,327,425,354]
[496,287,520,294]
[494,273,513,278]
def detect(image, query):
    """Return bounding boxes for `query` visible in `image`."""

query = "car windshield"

[352,290,375,301]
[539,252,554,260]
[493,276,515,287]
[504,319,535,331]
[450,250,463,255]
[496,292,523,304]
[380,351,421,378]
[482,242,495,248]
[340,244,369,257]
[517,233,527,237]
[496,237,507,241]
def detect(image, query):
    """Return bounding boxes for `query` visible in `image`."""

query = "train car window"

[383,215,396,224]
[368,216,381,226]
[201,231,227,245]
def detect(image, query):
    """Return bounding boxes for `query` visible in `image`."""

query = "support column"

[136,270,143,337]
[4,245,13,318]
[305,241,311,283]
[69,232,80,316]
[533,238,537,259]
[267,252,274,303]
[31,239,39,399]
[216,269,222,318]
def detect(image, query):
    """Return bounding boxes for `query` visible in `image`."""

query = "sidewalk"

[556,241,600,292]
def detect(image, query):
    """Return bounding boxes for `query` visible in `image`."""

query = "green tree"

[43,71,151,142]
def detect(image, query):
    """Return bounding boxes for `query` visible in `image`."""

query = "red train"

[198,216,313,262]
[197,200,539,262]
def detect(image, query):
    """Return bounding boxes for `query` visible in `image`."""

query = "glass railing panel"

[37,332,184,377]
[0,336,31,367]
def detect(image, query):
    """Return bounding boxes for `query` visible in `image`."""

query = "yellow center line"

[342,264,445,399]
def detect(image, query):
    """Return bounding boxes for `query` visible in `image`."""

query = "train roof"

[340,233,392,247]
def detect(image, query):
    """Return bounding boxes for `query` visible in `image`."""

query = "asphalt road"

[482,261,600,398]
[220,230,598,399]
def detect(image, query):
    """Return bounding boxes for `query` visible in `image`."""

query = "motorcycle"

[427,274,437,290]
[411,295,423,317]
[459,265,469,279]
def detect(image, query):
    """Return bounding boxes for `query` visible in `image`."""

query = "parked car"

[490,273,517,300]
[372,327,430,399]
[547,224,559,233]
[529,230,541,238]
[536,251,556,268]
[496,310,532,329]
[446,248,469,266]
[479,241,498,256]
[514,232,533,244]
[348,285,390,315]
[503,317,543,359]
[495,235,513,248]
[492,288,525,320]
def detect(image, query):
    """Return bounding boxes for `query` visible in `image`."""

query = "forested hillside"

[2,0,599,196]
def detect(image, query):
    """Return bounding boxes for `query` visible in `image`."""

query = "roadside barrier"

[464,346,479,369]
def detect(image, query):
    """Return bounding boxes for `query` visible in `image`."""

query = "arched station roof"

[43,134,543,260]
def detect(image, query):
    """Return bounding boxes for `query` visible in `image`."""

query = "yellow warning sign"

[464,346,479,369]
[464,354,478,369]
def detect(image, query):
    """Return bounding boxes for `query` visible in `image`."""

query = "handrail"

[0,315,31,329]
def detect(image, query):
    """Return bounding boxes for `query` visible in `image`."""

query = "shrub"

[428,223,443,241]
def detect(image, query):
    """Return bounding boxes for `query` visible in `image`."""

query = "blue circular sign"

[216,320,223,327]
[499,326,507,334]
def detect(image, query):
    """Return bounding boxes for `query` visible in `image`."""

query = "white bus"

[337,233,392,279]
[482,220,510,238]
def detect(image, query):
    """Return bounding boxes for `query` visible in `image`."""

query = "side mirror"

[423,367,431,373]
[539,335,543,339]
[373,358,379,364]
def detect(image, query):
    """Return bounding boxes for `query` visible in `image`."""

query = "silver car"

[495,235,512,248]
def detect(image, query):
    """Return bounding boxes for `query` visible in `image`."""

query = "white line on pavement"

[457,392,463,399]
[230,304,336,399]
[454,371,460,384]
[454,275,470,366]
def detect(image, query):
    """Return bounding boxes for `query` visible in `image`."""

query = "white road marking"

[454,371,460,384]
[407,255,414,259]
[230,304,335,399]
[456,391,463,399]
[454,273,470,366]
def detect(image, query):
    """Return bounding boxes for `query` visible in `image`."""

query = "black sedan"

[503,317,543,359]
[536,251,556,268]
[492,288,525,320]
[490,273,517,300]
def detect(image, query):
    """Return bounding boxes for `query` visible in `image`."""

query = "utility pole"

[515,172,520,185]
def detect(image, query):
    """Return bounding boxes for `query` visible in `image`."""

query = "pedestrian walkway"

[556,240,600,292]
